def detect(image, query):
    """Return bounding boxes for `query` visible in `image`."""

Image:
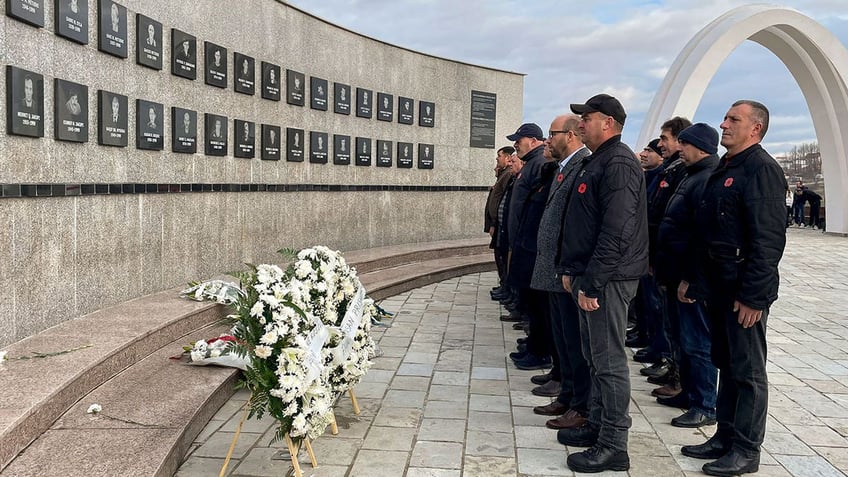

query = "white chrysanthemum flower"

[260,330,279,345]
[292,414,307,432]
[210,348,222,358]
[250,301,265,318]
[87,404,102,414]
[254,345,273,359]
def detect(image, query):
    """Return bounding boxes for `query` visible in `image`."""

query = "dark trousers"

[640,275,669,357]
[494,246,508,283]
[676,297,718,416]
[573,277,638,452]
[708,299,769,456]
[521,287,553,359]
[809,201,821,228]
[549,292,590,413]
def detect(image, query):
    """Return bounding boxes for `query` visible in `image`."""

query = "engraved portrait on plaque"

[356,87,372,119]
[397,142,413,168]
[171,107,196,154]
[286,70,305,106]
[56,0,88,44]
[204,42,227,88]
[376,140,392,167]
[310,131,328,164]
[377,93,393,122]
[233,120,255,158]
[261,62,280,101]
[234,53,255,95]
[287,127,304,162]
[419,101,435,127]
[261,124,281,160]
[6,0,45,27]
[135,14,162,70]
[334,82,350,115]
[334,134,351,165]
[398,96,414,125]
[6,66,44,138]
[418,143,434,169]
[136,99,164,150]
[54,78,88,142]
[204,113,228,156]
[355,137,372,166]
[97,89,127,146]
[98,0,127,58]
[171,29,197,80]
[310,77,328,111]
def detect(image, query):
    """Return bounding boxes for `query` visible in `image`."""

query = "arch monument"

[637,4,848,234]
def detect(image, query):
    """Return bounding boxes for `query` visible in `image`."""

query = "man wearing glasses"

[556,94,648,473]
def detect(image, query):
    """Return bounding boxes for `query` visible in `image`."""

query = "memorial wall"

[0,0,524,345]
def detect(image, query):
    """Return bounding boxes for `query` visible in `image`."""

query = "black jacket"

[647,153,687,265]
[654,154,718,287]
[555,135,648,298]
[507,160,556,287]
[687,144,787,308]
[507,144,546,249]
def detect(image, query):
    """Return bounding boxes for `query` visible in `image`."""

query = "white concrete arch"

[638,4,848,234]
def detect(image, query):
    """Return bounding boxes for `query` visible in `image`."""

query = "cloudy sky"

[287,0,848,156]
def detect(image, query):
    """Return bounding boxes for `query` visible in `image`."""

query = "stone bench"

[0,238,493,475]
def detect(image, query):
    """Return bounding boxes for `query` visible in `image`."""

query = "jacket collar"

[720,143,763,169]
[686,154,718,173]
[585,135,621,160]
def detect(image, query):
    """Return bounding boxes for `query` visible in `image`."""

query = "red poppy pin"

[724,177,734,187]
[578,183,587,194]
[659,180,669,188]
[556,173,564,183]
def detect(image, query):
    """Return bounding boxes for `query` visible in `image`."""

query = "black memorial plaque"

[286,69,305,106]
[310,131,328,164]
[234,119,255,158]
[54,78,87,142]
[135,14,162,70]
[376,140,392,167]
[6,66,44,138]
[333,134,351,165]
[310,77,328,111]
[97,89,127,146]
[355,137,371,166]
[261,124,281,160]
[136,99,164,150]
[6,0,44,27]
[333,82,350,115]
[98,0,126,58]
[377,93,393,122]
[204,42,227,88]
[286,127,304,162]
[55,0,88,44]
[470,90,497,148]
[419,101,435,127]
[398,96,414,125]
[171,107,196,154]
[171,29,196,80]
[204,113,227,156]
[397,142,413,168]
[356,87,372,119]
[261,61,280,101]
[234,53,254,95]
[418,143,434,169]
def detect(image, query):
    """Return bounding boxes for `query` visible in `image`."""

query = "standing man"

[530,115,592,429]
[681,100,786,476]
[485,146,515,299]
[654,123,720,428]
[556,94,648,472]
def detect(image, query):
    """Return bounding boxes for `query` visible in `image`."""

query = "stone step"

[344,238,490,274]
[360,253,495,301]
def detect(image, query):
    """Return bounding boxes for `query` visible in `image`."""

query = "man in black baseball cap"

[569,93,626,126]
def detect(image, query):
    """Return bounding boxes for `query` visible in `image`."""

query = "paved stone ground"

[176,228,848,477]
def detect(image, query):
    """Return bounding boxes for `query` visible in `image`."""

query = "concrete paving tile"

[427,384,468,402]
[467,409,513,433]
[512,405,551,427]
[469,394,511,413]
[510,390,552,407]
[373,406,422,428]
[404,351,440,364]
[371,356,402,371]
[432,371,470,386]
[351,380,388,399]
[804,379,848,394]
[378,336,412,348]
[763,431,817,455]
[462,455,516,476]
[814,446,848,473]
[628,431,674,457]
[470,378,510,395]
[362,426,416,451]
[410,441,464,469]
[629,455,685,476]
[174,456,231,477]
[405,468,461,477]
[390,375,431,391]
[773,454,845,477]
[361,368,396,383]
[516,448,571,476]
[397,363,435,377]
[514,425,560,450]
[383,389,427,408]
[418,417,467,442]
[326,414,373,439]
[471,366,507,380]
[377,345,409,358]
[193,431,263,459]
[424,399,468,419]
[785,424,848,446]
[349,449,409,477]
[465,429,515,457]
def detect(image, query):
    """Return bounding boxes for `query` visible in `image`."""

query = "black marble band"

[0,183,489,198]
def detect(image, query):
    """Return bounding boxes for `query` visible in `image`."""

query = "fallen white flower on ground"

[0,351,7,363]
[86,404,102,414]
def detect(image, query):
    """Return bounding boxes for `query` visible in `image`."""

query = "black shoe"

[633,348,661,363]
[681,435,732,460]
[557,423,599,447]
[657,393,690,409]
[516,337,528,345]
[671,408,716,428]
[512,321,526,330]
[509,350,528,361]
[702,449,759,476]
[567,444,630,473]
[491,291,508,300]
[639,360,669,377]
[499,313,522,322]
[514,354,552,371]
[647,371,673,385]
[516,343,527,353]
[531,371,554,385]
[625,331,647,348]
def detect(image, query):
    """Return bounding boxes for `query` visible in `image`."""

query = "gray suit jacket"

[530,147,590,292]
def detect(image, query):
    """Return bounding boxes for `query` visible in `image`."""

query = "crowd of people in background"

[483,95,787,475]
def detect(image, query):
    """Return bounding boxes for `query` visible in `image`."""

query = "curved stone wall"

[0,0,524,345]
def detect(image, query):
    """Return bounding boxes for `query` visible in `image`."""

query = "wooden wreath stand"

[329,389,361,435]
